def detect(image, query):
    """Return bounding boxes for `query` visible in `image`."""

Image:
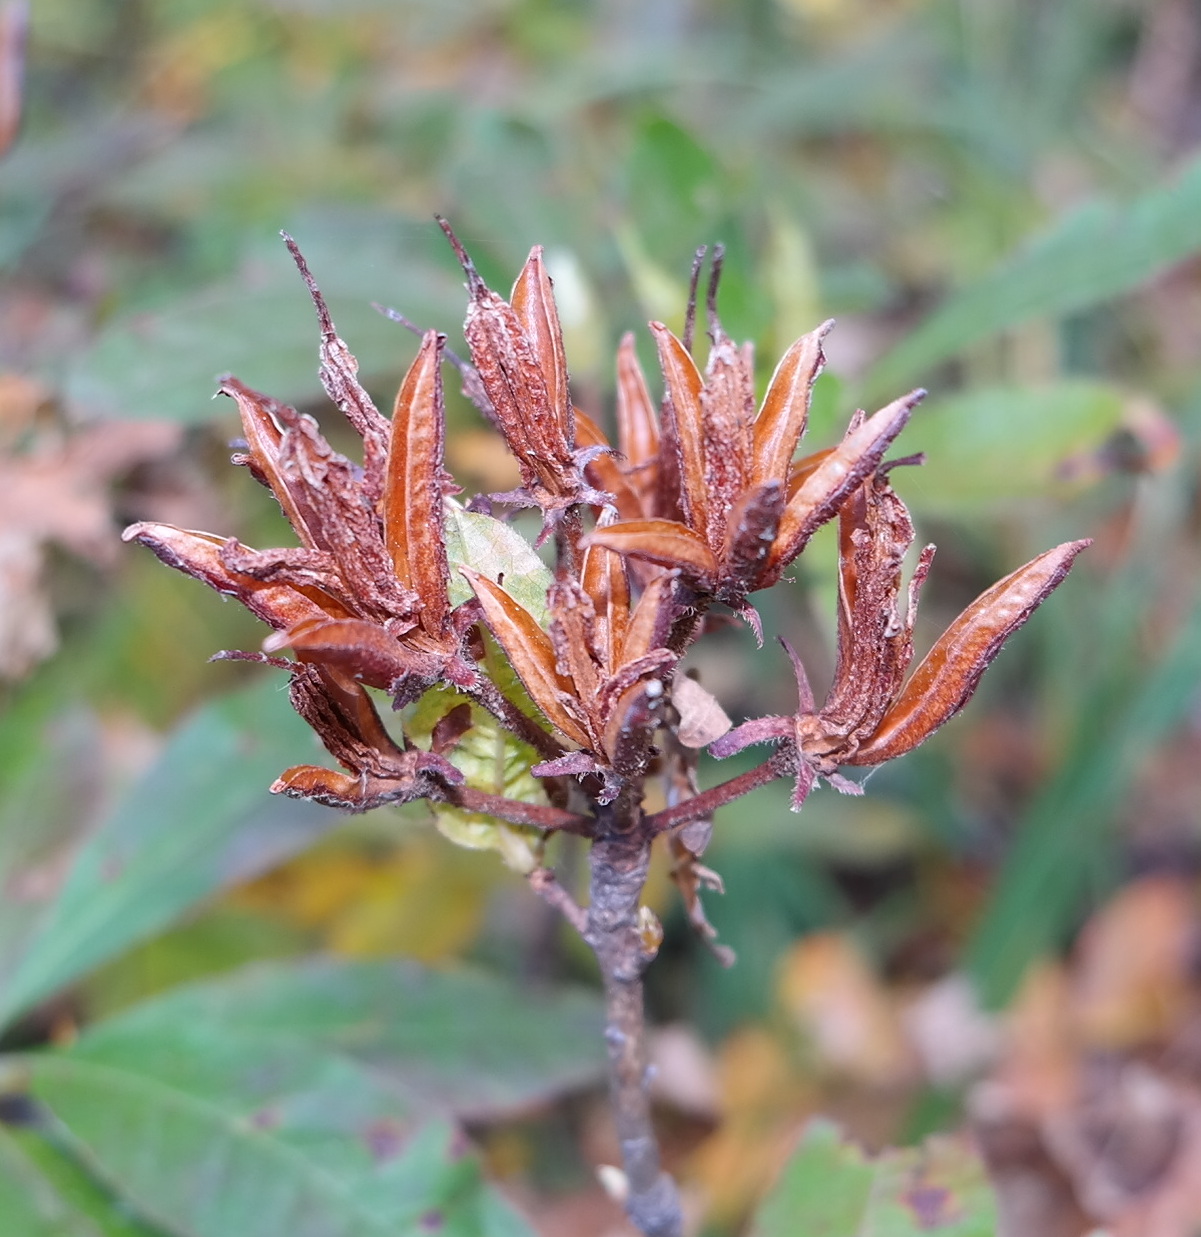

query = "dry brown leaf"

[0,415,181,678]
[1071,875,1196,1049]
[648,1023,720,1119]
[777,933,915,1087]
[672,674,731,748]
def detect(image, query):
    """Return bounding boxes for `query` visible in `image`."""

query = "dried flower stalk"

[126,225,1088,1237]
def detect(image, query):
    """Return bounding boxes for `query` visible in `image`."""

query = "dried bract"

[712,470,1089,807]
[438,219,608,536]
[584,273,924,627]
[125,241,479,808]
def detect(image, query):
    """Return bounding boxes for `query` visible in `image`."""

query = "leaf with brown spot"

[751,320,832,487]
[850,539,1090,765]
[650,322,708,535]
[586,518,717,583]
[461,568,592,747]
[748,1120,997,1236]
[383,330,451,635]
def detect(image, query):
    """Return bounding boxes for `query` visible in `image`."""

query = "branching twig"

[528,865,588,933]
[443,785,593,835]
[644,750,791,835]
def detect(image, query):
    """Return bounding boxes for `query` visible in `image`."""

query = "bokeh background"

[5,0,1201,1233]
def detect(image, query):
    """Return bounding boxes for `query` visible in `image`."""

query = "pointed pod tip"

[1045,537,1092,577]
[436,215,486,294]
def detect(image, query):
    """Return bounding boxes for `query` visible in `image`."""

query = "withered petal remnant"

[712,470,1090,809]
[582,303,926,628]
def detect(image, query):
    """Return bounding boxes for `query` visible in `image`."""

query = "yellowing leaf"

[408,683,548,873]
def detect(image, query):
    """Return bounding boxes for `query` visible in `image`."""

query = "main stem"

[586,824,683,1237]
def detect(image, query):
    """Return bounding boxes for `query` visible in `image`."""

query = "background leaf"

[11,956,605,1237]
[894,381,1125,514]
[0,1124,165,1237]
[25,1054,519,1237]
[748,1120,997,1237]
[63,216,464,424]
[0,677,341,1032]
[868,153,1201,396]
[967,561,1201,1007]
[67,956,605,1117]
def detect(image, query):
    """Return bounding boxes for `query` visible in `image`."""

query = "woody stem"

[642,750,790,835]
[585,814,683,1237]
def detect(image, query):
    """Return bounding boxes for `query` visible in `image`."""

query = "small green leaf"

[444,502,553,626]
[408,682,547,872]
[749,1120,997,1237]
[0,678,341,1032]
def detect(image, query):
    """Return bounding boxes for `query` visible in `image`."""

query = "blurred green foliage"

[4,0,1201,1232]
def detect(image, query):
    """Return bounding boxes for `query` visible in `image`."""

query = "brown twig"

[529,865,588,933]
[443,785,593,836]
[463,673,566,763]
[643,750,791,835]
